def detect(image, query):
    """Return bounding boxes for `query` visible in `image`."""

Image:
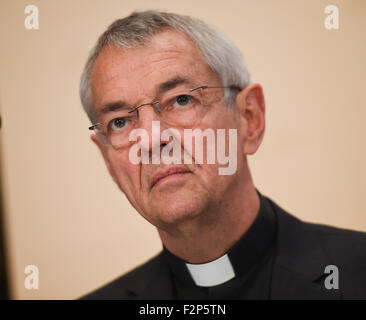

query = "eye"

[108,117,128,131]
[172,94,194,108]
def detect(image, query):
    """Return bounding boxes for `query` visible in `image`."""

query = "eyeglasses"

[89,85,239,149]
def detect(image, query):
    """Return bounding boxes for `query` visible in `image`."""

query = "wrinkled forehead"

[90,29,220,111]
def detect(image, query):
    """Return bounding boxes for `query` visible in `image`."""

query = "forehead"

[90,29,219,110]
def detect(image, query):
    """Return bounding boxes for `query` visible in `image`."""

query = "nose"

[136,104,167,158]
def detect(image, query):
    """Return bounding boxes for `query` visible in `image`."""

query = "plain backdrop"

[0,0,365,299]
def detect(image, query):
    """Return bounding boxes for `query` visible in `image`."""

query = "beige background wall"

[0,0,365,299]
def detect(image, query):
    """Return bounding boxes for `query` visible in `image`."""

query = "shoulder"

[79,252,165,300]
[277,199,366,261]
[269,197,366,296]
[265,196,366,298]
[268,196,366,249]
[301,219,366,270]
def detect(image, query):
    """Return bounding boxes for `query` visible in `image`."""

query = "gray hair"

[80,10,251,123]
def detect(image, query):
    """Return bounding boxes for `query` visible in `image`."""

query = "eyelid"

[164,90,198,103]
[102,114,134,132]
[103,111,134,124]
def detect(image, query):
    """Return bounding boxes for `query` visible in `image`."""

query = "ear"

[236,83,266,155]
[90,134,118,184]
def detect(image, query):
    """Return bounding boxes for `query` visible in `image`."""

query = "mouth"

[150,166,192,190]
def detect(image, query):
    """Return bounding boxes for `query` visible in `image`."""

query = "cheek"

[189,110,236,170]
[199,107,239,153]
[107,150,140,195]
[198,108,243,181]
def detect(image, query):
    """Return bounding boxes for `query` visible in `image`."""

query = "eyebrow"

[156,76,191,95]
[99,101,131,115]
[98,76,192,116]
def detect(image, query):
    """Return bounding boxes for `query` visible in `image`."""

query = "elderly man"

[79,11,366,299]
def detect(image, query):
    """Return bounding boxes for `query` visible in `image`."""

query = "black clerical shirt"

[81,189,366,300]
[162,192,278,299]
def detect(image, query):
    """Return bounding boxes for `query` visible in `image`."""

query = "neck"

[157,169,260,264]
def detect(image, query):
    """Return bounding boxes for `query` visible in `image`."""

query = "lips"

[150,166,191,189]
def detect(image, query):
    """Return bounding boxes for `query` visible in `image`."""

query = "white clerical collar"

[185,254,235,287]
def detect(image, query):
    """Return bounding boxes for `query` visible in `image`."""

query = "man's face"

[90,30,249,231]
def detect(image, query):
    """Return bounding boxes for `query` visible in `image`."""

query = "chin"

[150,190,209,227]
